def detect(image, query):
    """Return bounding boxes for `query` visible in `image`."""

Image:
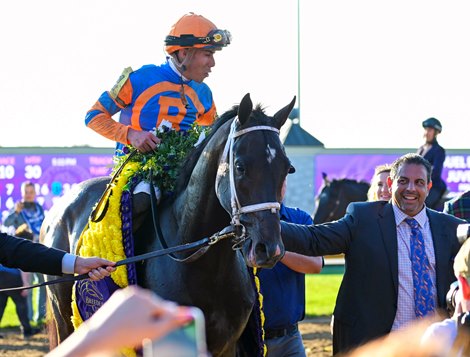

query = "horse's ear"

[322,172,330,185]
[272,96,296,129]
[238,93,253,125]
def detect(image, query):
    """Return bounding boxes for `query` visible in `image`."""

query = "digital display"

[0,153,114,224]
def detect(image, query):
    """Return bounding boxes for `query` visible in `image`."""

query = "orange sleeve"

[87,112,130,145]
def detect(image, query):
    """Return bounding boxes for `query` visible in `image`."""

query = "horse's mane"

[170,104,268,200]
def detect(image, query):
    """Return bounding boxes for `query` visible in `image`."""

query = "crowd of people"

[1,10,470,357]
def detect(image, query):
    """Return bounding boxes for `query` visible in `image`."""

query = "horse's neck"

[171,127,232,240]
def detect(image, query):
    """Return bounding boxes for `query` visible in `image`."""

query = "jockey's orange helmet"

[165,13,231,54]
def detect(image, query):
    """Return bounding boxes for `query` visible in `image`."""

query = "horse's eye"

[235,163,245,174]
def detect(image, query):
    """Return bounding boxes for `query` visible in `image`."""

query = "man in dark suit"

[281,153,465,355]
[0,232,115,279]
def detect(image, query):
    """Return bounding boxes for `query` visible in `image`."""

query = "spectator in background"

[444,190,470,223]
[259,174,324,356]
[4,182,46,325]
[0,263,40,339]
[417,118,447,209]
[367,164,392,202]
[4,182,44,236]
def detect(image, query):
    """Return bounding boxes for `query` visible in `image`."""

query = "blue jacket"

[258,204,313,329]
[0,264,22,289]
[419,140,446,192]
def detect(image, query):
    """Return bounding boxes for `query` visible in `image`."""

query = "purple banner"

[314,153,470,198]
[0,153,113,224]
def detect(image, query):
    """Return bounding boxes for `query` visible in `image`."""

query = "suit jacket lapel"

[427,208,450,306]
[378,203,399,296]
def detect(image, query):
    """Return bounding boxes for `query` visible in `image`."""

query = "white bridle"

[215,117,281,230]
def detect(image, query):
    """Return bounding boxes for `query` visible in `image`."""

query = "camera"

[446,281,470,332]
[446,280,460,317]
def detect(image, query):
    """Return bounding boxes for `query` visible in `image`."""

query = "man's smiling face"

[388,163,432,217]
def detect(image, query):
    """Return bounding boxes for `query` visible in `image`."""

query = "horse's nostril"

[253,242,282,261]
[254,242,268,258]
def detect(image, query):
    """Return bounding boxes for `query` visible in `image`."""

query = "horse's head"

[312,173,336,224]
[313,176,370,223]
[216,93,296,268]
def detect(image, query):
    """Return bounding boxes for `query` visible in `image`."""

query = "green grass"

[0,289,39,328]
[0,299,21,327]
[305,264,344,317]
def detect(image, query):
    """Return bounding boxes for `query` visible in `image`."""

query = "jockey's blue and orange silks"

[85,60,216,153]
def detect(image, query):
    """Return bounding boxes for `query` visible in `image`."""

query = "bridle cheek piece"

[215,117,281,249]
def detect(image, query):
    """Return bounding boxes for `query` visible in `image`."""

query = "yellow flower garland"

[71,162,140,357]
[253,267,267,356]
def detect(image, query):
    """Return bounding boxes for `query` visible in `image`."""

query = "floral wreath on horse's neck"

[113,120,209,197]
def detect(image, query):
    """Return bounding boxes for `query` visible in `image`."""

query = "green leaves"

[113,124,209,196]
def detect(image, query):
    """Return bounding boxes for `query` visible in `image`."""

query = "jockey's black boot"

[132,192,151,233]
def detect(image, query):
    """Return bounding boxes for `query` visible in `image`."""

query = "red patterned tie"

[405,218,435,317]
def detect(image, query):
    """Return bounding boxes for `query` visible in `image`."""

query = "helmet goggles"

[165,29,231,49]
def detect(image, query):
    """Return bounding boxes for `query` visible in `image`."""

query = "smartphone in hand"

[142,306,208,357]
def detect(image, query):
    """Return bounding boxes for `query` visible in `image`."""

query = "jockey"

[417,117,447,209]
[85,13,230,208]
[85,12,231,154]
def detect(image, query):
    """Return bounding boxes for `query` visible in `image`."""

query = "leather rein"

[1,117,282,291]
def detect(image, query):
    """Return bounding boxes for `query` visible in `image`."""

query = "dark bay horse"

[312,173,370,224]
[41,93,295,357]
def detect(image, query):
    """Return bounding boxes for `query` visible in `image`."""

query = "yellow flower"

[252,267,267,356]
[71,161,141,353]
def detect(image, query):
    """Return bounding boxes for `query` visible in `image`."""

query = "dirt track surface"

[0,318,332,356]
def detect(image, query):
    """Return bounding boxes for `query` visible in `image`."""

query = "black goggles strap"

[165,29,231,47]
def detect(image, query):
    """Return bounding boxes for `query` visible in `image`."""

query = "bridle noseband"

[215,117,281,249]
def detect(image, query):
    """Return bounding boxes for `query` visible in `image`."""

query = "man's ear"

[387,176,393,188]
[427,181,433,191]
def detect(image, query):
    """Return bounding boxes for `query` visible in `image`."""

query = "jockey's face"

[180,48,216,83]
